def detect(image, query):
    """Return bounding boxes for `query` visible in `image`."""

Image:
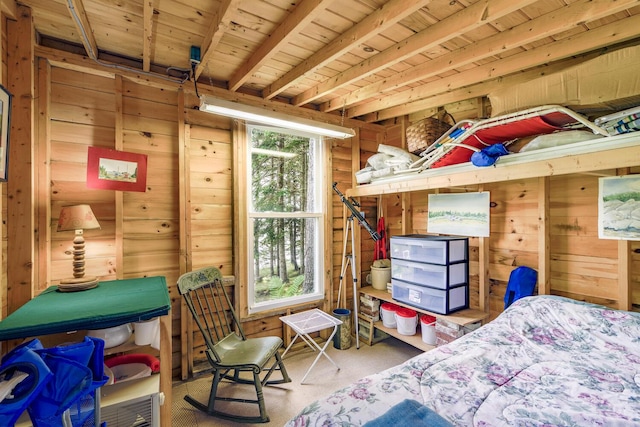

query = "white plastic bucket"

[134,317,159,348]
[395,307,417,335]
[420,315,437,345]
[380,302,398,328]
[369,266,391,290]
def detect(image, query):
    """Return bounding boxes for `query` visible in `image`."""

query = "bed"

[284,295,640,426]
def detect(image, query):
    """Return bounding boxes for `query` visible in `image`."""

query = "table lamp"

[57,204,101,291]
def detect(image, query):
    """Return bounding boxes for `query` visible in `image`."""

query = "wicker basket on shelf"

[406,114,454,154]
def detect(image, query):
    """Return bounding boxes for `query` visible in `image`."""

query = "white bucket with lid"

[420,315,437,345]
[395,307,418,336]
[380,302,398,328]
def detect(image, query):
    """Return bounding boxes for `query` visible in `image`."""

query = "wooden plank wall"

[44,65,184,376]
[188,122,234,272]
[49,67,117,285]
[331,128,381,311]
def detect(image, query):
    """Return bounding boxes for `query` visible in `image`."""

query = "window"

[246,125,324,313]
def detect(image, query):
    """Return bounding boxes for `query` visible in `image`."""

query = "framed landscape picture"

[87,147,148,192]
[598,175,640,240]
[427,192,490,237]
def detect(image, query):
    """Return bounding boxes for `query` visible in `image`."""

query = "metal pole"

[337,216,351,309]
[349,215,360,349]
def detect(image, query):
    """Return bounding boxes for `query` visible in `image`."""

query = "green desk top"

[0,276,171,340]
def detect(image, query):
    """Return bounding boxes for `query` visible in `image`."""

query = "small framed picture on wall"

[87,147,148,192]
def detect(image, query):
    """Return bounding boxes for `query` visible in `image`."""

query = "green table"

[0,276,173,427]
[0,276,171,340]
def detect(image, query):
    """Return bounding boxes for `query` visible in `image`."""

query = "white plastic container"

[380,302,398,328]
[420,315,437,345]
[87,323,132,348]
[134,317,160,348]
[395,307,417,336]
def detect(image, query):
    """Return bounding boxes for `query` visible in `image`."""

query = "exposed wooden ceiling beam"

[33,44,382,132]
[1,0,17,19]
[330,0,639,117]
[261,0,433,100]
[228,0,334,92]
[65,0,98,59]
[367,51,604,122]
[347,12,640,119]
[292,0,537,107]
[194,0,242,80]
[142,0,155,72]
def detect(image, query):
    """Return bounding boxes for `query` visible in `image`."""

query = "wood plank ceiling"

[15,0,640,124]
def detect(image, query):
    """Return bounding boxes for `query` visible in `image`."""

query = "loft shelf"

[347,132,640,197]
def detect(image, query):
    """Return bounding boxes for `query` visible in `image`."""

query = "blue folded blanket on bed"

[363,399,453,427]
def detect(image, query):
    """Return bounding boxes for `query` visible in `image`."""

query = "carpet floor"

[171,337,421,426]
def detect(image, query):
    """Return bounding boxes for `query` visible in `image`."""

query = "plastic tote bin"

[392,278,469,314]
[332,308,352,350]
[390,235,468,265]
[391,258,467,289]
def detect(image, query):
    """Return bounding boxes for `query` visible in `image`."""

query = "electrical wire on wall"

[191,61,200,98]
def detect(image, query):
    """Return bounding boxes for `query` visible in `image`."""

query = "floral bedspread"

[285,295,640,426]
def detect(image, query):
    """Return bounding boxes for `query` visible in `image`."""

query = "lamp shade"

[57,204,101,232]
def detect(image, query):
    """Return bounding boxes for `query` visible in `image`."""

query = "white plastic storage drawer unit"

[392,279,468,314]
[390,235,468,265]
[391,258,467,289]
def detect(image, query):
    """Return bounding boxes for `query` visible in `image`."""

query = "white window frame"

[245,124,325,314]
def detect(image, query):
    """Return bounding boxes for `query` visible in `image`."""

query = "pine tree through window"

[247,125,324,313]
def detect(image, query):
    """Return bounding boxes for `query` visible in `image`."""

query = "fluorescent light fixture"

[200,95,355,139]
[251,147,297,158]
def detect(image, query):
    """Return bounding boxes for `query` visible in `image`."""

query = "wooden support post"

[35,58,52,294]
[7,5,35,313]
[537,176,550,295]
[478,185,489,313]
[114,75,124,280]
[617,168,632,310]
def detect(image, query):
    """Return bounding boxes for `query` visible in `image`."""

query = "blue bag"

[29,336,108,427]
[0,339,52,426]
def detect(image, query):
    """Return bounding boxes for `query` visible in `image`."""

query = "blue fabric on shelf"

[363,399,453,427]
[471,143,509,167]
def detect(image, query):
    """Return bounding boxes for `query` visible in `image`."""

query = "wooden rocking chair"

[177,266,291,423]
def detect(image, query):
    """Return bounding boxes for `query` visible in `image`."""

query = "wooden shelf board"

[360,286,488,325]
[348,132,640,197]
[374,321,434,352]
